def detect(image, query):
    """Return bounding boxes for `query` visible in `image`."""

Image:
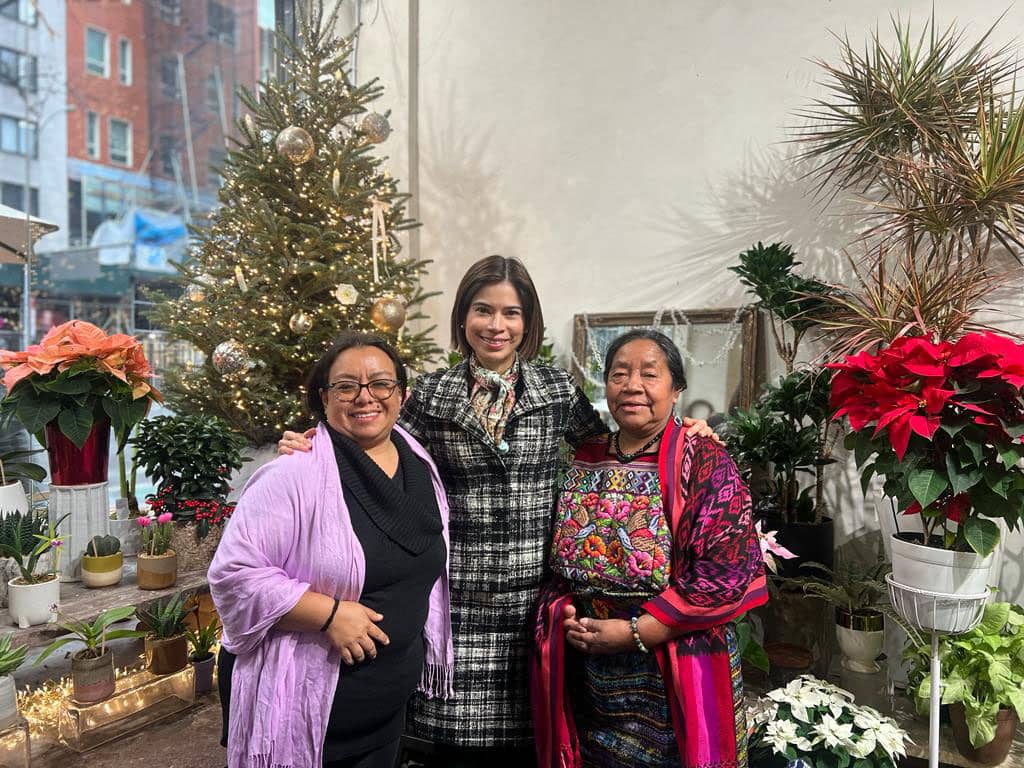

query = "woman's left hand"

[681,417,723,445]
[563,604,634,654]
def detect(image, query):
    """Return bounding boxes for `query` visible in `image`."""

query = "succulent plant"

[85,534,121,558]
[0,634,27,676]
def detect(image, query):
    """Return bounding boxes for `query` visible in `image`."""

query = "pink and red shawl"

[531,419,768,768]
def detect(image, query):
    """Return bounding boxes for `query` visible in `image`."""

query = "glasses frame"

[323,379,400,402]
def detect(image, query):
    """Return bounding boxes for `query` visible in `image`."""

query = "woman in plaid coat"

[280,256,712,766]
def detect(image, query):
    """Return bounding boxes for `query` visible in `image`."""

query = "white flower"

[764,719,799,755]
[812,713,854,749]
[843,731,877,758]
[876,721,909,759]
[334,283,359,306]
[853,706,886,731]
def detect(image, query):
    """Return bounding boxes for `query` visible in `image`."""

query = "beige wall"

[328,0,1024,603]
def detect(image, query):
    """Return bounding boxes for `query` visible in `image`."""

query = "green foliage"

[724,369,833,524]
[0,634,27,676]
[136,593,189,640]
[85,535,121,558]
[729,242,832,333]
[783,558,889,614]
[35,606,146,663]
[0,448,45,486]
[0,509,66,583]
[186,618,220,661]
[733,614,769,673]
[131,414,247,526]
[906,603,1024,748]
[150,1,440,444]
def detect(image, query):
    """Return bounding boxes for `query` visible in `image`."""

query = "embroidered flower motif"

[631,495,651,510]
[557,538,575,560]
[613,501,632,521]
[595,498,616,520]
[627,550,654,577]
[606,541,625,565]
[581,535,606,558]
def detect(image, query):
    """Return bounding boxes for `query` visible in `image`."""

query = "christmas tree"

[152,1,439,445]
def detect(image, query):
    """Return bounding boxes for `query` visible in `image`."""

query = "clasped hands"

[326,601,390,666]
[562,603,636,655]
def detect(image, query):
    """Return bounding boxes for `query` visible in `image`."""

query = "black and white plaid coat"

[400,359,606,747]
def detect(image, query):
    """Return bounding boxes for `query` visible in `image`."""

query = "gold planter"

[81,553,123,589]
[136,551,178,590]
[145,633,188,675]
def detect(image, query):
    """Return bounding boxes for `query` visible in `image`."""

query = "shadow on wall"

[625,143,868,310]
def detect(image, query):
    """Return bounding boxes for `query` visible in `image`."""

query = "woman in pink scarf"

[209,332,453,768]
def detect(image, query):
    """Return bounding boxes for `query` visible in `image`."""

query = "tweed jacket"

[400,358,607,747]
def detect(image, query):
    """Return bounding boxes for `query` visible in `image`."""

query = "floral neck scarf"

[468,355,519,453]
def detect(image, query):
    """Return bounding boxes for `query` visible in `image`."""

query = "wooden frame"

[571,307,759,413]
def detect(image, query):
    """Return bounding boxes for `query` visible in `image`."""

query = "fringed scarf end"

[245,753,292,768]
[417,661,454,699]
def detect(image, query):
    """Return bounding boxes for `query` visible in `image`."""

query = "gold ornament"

[359,113,391,144]
[370,295,406,333]
[289,310,313,334]
[275,126,315,165]
[185,283,205,302]
[334,283,359,306]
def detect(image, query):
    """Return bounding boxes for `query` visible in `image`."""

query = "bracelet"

[320,598,340,632]
[630,615,650,654]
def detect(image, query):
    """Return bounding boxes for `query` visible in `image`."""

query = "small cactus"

[86,534,121,557]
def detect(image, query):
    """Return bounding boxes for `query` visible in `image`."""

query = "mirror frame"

[571,307,759,411]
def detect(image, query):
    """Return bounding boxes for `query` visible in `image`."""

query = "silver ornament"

[289,310,313,334]
[359,113,391,144]
[275,126,315,165]
[334,283,359,306]
[212,339,250,375]
[329,121,354,144]
[370,295,406,333]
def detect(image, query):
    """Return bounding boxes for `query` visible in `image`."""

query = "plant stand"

[886,574,989,768]
[48,483,110,582]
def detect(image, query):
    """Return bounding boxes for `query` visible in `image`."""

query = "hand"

[326,601,390,665]
[278,428,316,455]
[562,603,633,655]
[681,417,723,445]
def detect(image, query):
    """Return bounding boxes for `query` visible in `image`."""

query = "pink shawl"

[208,422,453,768]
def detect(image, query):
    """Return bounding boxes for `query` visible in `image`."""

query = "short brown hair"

[450,255,545,360]
[305,332,408,422]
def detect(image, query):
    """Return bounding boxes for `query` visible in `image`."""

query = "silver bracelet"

[630,615,650,653]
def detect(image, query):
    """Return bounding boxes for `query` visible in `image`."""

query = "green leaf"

[860,463,876,496]
[963,517,1000,558]
[978,603,1011,636]
[14,396,61,436]
[41,377,92,395]
[853,430,876,468]
[57,408,95,449]
[908,468,948,509]
[946,453,982,495]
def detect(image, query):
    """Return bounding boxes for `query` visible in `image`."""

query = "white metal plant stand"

[886,574,989,768]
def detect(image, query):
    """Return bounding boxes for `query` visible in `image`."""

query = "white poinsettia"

[813,713,854,748]
[844,731,877,759]
[876,721,909,759]
[764,719,799,755]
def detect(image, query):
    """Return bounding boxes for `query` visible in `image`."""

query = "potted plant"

[905,602,1024,765]
[749,675,908,767]
[0,320,161,486]
[136,512,176,590]
[0,510,67,628]
[786,558,889,674]
[81,535,123,589]
[34,606,147,704]
[0,634,27,728]
[0,447,45,516]
[136,593,189,675]
[131,415,246,571]
[186,617,220,695]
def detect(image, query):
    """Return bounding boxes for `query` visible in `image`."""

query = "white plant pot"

[837,625,884,674]
[7,575,59,628]
[0,482,29,516]
[0,675,17,729]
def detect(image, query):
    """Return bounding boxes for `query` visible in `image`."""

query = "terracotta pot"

[71,649,115,703]
[191,653,216,695]
[81,552,123,588]
[7,574,59,628]
[45,416,110,486]
[145,633,188,675]
[950,703,1019,765]
[136,550,178,590]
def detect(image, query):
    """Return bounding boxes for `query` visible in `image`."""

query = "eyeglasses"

[323,379,400,402]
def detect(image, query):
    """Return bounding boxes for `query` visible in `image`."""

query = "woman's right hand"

[327,601,390,665]
[278,428,316,455]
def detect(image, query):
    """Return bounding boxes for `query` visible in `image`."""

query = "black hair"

[304,331,408,421]
[602,329,687,391]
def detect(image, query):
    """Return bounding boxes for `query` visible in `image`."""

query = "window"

[0,115,36,157]
[109,118,131,166]
[207,1,235,46]
[86,111,100,158]
[160,56,178,99]
[0,183,38,216]
[85,28,109,77]
[0,48,36,93]
[0,0,36,25]
[206,73,221,113]
[158,0,181,25]
[158,134,177,175]
[118,39,132,86]
[259,27,275,83]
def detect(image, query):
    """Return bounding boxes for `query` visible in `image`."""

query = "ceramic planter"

[71,649,116,703]
[136,550,177,590]
[949,703,1019,765]
[145,633,188,675]
[0,482,29,516]
[835,608,884,673]
[45,417,110,486]
[7,574,59,628]
[81,552,123,589]
[0,675,17,729]
[191,653,216,695]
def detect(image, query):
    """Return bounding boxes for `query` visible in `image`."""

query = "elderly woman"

[209,332,453,768]
[532,329,768,768]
